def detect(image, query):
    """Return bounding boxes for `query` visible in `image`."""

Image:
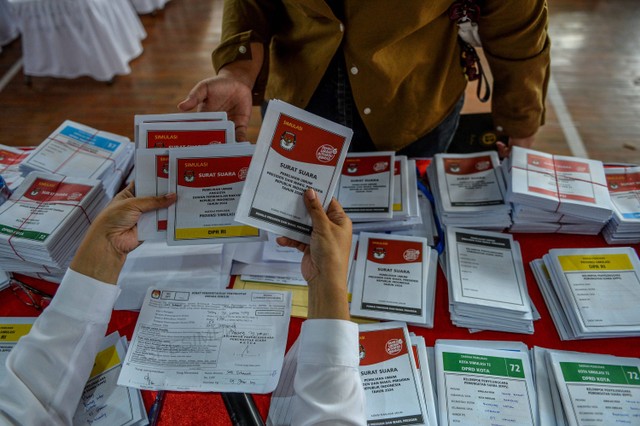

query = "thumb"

[303,188,328,230]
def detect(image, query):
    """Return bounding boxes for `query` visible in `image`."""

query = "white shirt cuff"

[48,269,121,323]
[297,319,360,367]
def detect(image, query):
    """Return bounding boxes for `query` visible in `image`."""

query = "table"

[1,232,639,425]
[130,0,172,15]
[8,0,146,81]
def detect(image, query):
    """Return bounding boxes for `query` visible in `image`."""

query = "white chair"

[0,0,20,53]
[130,0,171,15]
[8,0,147,82]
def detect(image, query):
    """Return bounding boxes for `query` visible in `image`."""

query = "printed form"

[118,288,291,393]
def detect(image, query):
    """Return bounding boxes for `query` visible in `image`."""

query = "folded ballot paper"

[0,172,108,274]
[18,120,134,199]
[531,247,640,340]
[135,112,236,241]
[602,166,640,244]
[504,146,613,234]
[445,226,537,334]
[427,151,511,231]
[534,347,640,426]
[349,232,437,327]
[235,100,352,244]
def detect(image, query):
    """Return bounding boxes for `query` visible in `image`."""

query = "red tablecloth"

[1,233,639,425]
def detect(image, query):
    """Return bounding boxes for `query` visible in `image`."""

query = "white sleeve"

[0,269,120,426]
[291,319,366,426]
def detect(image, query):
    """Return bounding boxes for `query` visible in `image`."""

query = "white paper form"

[410,335,439,426]
[135,121,235,241]
[20,120,129,179]
[74,333,147,426]
[435,151,507,212]
[133,112,228,147]
[547,350,640,426]
[336,152,395,221]
[118,288,292,393]
[447,227,530,314]
[235,100,352,244]
[167,144,263,245]
[545,247,640,336]
[0,318,35,382]
[435,342,537,426]
[358,322,428,425]
[350,233,430,323]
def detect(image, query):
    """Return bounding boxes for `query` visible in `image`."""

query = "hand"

[70,183,176,284]
[177,75,253,141]
[496,134,535,158]
[277,189,353,320]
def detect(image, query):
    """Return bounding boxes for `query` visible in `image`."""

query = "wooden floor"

[0,0,639,164]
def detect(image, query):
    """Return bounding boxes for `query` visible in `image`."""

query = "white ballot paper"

[133,111,228,147]
[167,143,263,245]
[74,332,147,426]
[350,232,431,324]
[118,288,292,393]
[359,321,428,425]
[0,318,35,382]
[235,100,352,244]
[135,120,235,241]
[336,152,395,221]
[547,349,640,426]
[435,342,537,426]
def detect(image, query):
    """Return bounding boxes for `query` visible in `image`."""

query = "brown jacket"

[212,0,550,151]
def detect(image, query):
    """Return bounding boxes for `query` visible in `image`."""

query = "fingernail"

[165,193,177,200]
[306,188,316,201]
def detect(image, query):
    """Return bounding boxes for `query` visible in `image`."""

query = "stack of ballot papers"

[504,146,613,234]
[533,347,640,426]
[268,322,437,426]
[435,339,537,426]
[602,166,640,244]
[349,156,426,234]
[444,227,537,334]
[531,246,640,340]
[0,144,32,191]
[19,120,134,199]
[427,151,511,230]
[0,172,108,274]
[349,232,437,327]
[135,111,235,241]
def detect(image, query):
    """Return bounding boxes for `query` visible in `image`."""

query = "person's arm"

[478,0,551,157]
[277,189,366,425]
[0,184,175,425]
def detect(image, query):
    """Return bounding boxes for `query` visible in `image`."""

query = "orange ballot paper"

[235,100,352,244]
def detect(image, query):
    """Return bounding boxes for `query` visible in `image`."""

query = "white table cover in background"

[131,0,171,15]
[0,0,20,53]
[8,0,146,81]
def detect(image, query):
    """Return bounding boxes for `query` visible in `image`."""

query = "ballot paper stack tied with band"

[602,166,640,244]
[531,246,640,340]
[533,346,640,426]
[503,146,614,234]
[0,172,108,277]
[18,120,134,199]
[426,151,512,231]
[444,226,539,334]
